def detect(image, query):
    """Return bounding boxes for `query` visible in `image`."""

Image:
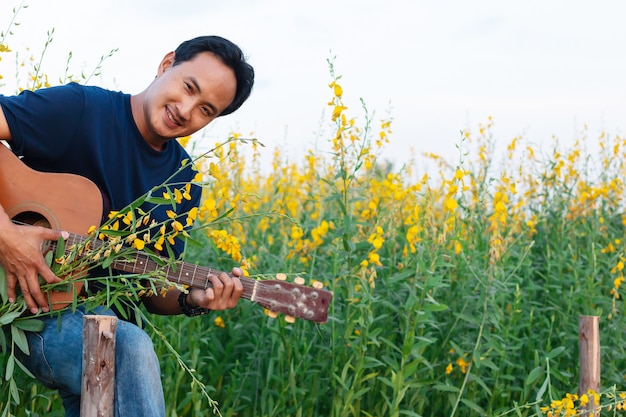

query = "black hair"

[173,35,254,116]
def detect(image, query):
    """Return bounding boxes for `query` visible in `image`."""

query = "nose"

[178,98,194,121]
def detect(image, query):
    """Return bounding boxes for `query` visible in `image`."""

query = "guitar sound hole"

[12,211,52,253]
[12,211,51,228]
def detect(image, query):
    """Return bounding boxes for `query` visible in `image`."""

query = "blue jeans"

[17,305,165,417]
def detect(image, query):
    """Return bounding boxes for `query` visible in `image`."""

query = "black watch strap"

[178,291,210,317]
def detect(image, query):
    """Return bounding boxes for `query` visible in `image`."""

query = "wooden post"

[578,315,600,416]
[80,315,118,417]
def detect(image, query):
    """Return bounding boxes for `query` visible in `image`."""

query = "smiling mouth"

[165,106,182,127]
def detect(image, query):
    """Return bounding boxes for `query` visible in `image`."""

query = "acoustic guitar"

[0,144,332,323]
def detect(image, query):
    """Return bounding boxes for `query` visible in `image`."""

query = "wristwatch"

[178,290,210,317]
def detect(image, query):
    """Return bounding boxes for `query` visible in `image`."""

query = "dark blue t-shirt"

[0,82,201,257]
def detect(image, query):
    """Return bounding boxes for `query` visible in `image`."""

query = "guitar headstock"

[252,274,333,324]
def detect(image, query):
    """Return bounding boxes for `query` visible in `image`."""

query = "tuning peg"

[276,273,287,281]
[284,315,296,324]
[267,310,279,319]
[294,277,305,285]
[312,281,324,289]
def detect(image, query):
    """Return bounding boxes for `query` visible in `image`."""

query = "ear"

[157,51,176,76]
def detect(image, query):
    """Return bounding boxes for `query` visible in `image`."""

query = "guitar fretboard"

[46,230,332,323]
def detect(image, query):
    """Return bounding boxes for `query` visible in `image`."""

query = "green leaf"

[460,398,486,415]
[433,383,459,393]
[9,377,19,403]
[525,366,543,386]
[0,265,7,303]
[55,236,66,259]
[10,325,29,354]
[402,359,421,377]
[13,318,44,332]
[421,302,448,312]
[145,196,172,206]
[98,229,130,238]
[399,411,423,417]
[5,353,14,381]
[546,346,566,359]
[535,368,550,403]
[14,356,35,379]
[0,310,22,326]
[0,328,6,353]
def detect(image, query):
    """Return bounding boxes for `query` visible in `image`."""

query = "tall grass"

[3,4,626,416]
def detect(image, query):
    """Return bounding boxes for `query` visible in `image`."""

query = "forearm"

[143,288,185,315]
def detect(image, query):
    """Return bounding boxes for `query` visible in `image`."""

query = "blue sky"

[2,0,625,172]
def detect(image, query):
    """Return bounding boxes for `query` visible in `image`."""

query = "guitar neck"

[111,253,257,301]
[52,231,332,323]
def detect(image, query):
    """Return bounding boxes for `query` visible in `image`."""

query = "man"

[0,35,255,416]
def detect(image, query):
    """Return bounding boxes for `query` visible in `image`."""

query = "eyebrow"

[188,76,218,115]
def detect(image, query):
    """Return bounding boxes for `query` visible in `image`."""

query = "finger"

[36,262,62,285]
[231,267,243,277]
[203,287,215,302]
[40,227,69,242]
[233,277,243,296]
[209,274,225,296]
[16,274,48,314]
[6,274,17,303]
[229,277,243,308]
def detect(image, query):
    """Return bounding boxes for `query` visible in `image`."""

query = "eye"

[184,82,192,92]
[201,106,212,117]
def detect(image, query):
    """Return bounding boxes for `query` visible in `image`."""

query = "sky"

[1,0,625,173]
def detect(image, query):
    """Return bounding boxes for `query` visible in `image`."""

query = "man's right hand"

[0,213,67,314]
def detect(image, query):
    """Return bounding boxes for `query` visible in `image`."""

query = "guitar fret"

[178,265,184,285]
[191,264,198,287]
[250,280,258,302]
[165,264,174,283]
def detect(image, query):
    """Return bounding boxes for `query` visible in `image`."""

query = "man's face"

[141,51,237,148]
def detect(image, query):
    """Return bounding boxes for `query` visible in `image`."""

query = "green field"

[3,4,626,416]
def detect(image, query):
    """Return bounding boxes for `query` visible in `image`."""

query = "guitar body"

[0,144,103,309]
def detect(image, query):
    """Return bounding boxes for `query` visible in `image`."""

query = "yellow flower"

[172,221,184,232]
[186,207,198,227]
[132,239,145,250]
[456,357,469,373]
[367,233,384,250]
[174,188,183,204]
[214,316,225,328]
[368,252,382,266]
[333,83,343,97]
[201,198,218,218]
[444,198,458,212]
[290,226,304,240]
[445,363,453,374]
[122,211,133,225]
[183,183,192,200]
[178,135,191,148]
[454,240,462,255]
[154,236,165,251]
